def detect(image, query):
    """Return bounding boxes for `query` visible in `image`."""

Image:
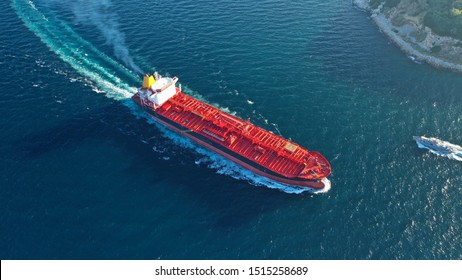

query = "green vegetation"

[384,0,400,8]
[454,1,462,9]
[368,0,462,40]
[411,30,428,42]
[362,0,462,68]
[369,0,400,9]
[451,8,462,16]
[424,0,462,40]
[431,45,442,53]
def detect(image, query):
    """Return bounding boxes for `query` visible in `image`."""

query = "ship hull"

[134,96,327,189]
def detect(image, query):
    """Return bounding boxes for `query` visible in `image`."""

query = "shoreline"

[352,0,462,73]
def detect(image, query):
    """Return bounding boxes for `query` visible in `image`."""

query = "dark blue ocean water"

[1,0,461,259]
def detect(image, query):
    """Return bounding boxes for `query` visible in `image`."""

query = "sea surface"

[1,0,461,259]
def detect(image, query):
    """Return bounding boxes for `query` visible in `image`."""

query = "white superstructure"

[139,72,178,107]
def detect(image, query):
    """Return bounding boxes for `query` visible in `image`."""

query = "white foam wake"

[42,0,143,74]
[13,0,137,99]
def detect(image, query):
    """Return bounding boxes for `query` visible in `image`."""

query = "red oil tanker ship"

[132,72,332,189]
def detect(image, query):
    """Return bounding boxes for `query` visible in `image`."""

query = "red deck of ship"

[134,88,331,182]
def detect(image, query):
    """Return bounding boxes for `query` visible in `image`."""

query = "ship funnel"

[142,74,155,89]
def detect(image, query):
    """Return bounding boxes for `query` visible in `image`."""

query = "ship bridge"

[140,72,178,107]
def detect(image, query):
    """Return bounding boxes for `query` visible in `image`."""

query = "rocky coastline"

[352,0,462,73]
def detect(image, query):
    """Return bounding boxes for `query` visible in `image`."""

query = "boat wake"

[414,136,462,162]
[12,0,139,102]
[13,0,330,194]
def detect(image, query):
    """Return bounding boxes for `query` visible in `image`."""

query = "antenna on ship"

[154,71,161,80]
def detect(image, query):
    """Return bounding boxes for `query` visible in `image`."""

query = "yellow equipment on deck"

[142,74,156,89]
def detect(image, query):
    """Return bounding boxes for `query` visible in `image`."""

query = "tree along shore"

[353,0,462,73]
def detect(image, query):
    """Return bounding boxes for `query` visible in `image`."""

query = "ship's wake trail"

[12,0,328,194]
[12,0,139,102]
[46,0,143,74]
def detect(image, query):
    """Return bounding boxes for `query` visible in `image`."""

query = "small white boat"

[414,136,462,161]
[407,55,424,64]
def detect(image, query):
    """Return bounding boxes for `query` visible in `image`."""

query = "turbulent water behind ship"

[1,0,462,259]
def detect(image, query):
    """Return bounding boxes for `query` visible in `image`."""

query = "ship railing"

[167,93,245,132]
